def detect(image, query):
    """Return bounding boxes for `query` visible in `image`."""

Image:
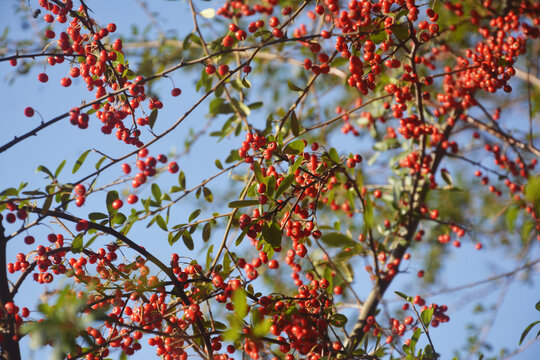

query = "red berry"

[24,107,34,117]
[22,236,35,247]
[74,184,86,196]
[171,88,182,97]
[121,163,131,174]
[168,162,179,173]
[157,154,168,163]
[127,194,138,204]
[222,35,234,47]
[269,16,279,27]
[38,73,49,83]
[206,64,216,75]
[60,77,72,87]
[112,199,123,210]
[75,196,85,207]
[218,64,229,76]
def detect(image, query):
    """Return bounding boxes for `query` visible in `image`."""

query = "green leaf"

[266,176,276,198]
[287,80,303,92]
[95,156,106,170]
[111,212,126,225]
[41,186,55,215]
[248,102,263,109]
[283,140,305,155]
[328,148,340,163]
[54,160,66,178]
[106,191,119,216]
[72,234,83,253]
[182,231,194,250]
[505,205,520,233]
[151,183,162,203]
[329,313,348,327]
[156,215,168,231]
[519,320,540,345]
[242,77,251,88]
[235,227,249,246]
[178,171,186,190]
[232,289,248,318]
[148,109,158,130]
[203,223,211,242]
[203,187,213,202]
[168,232,181,246]
[441,170,453,186]
[189,209,201,222]
[228,200,259,208]
[321,232,357,248]
[290,111,300,137]
[262,221,282,248]
[410,327,421,352]
[421,307,434,328]
[395,291,412,302]
[215,159,223,169]
[536,301,540,312]
[275,174,295,199]
[253,161,264,184]
[290,156,304,175]
[0,188,19,196]
[364,196,374,231]
[72,150,91,174]
[37,165,54,179]
[392,23,410,41]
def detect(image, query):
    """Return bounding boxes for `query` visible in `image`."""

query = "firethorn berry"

[218,64,229,76]
[74,184,86,196]
[268,259,279,269]
[75,196,85,207]
[236,30,247,41]
[168,162,179,173]
[205,64,216,75]
[60,77,72,87]
[374,189,382,199]
[112,199,123,210]
[157,154,167,163]
[475,243,483,250]
[121,163,131,174]
[229,23,238,32]
[38,73,48,83]
[272,28,284,38]
[171,88,182,97]
[222,35,234,47]
[138,148,148,158]
[269,16,279,27]
[24,236,35,245]
[333,285,343,295]
[24,107,34,117]
[127,194,138,204]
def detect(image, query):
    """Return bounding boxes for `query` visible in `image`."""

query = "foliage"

[0,0,540,360]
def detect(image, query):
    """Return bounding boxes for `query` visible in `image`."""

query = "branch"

[0,223,22,360]
[22,206,215,360]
